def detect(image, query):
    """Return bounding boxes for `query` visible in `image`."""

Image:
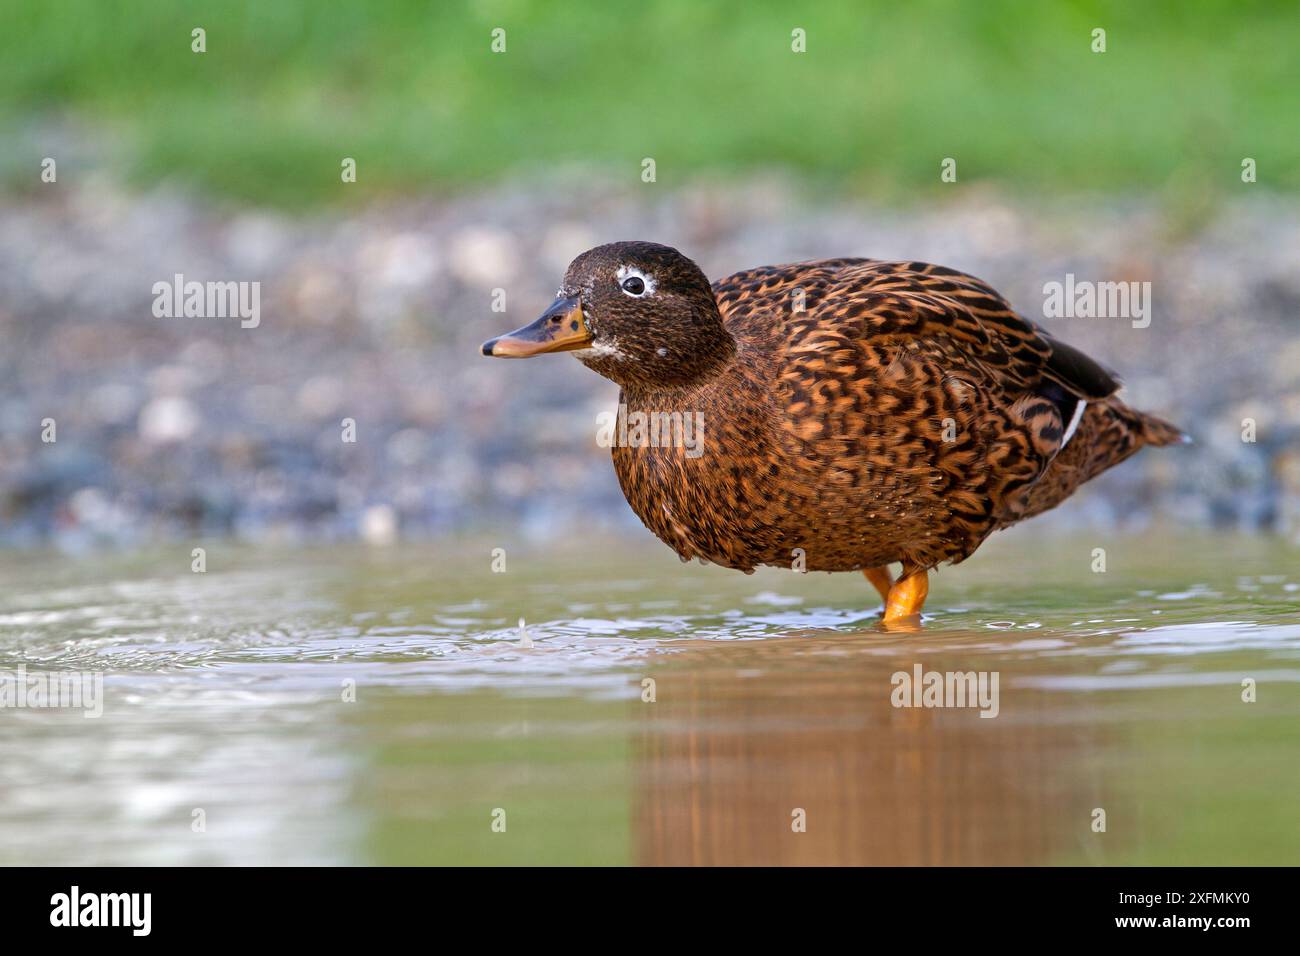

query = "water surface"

[1,530,1297,865]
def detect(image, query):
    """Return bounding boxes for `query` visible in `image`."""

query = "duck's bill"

[481,296,592,358]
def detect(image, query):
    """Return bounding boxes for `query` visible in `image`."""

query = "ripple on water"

[2,562,1299,699]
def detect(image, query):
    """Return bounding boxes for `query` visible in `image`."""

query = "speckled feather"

[583,249,1182,575]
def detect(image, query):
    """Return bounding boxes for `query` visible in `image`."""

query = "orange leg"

[862,565,894,602]
[882,565,929,629]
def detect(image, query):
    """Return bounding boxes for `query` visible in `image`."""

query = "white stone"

[138,396,199,443]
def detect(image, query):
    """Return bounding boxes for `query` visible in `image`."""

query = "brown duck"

[483,242,1182,627]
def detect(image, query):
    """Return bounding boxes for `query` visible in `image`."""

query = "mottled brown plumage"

[483,241,1182,624]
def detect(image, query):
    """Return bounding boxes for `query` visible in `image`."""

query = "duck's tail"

[1007,397,1184,525]
[1135,408,1188,447]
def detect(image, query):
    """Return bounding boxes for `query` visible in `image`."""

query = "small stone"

[448,226,519,287]
[360,504,398,545]
[138,397,199,443]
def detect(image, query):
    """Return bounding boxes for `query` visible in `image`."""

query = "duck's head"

[481,241,734,389]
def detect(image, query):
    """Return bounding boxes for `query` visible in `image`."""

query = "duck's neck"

[616,335,762,469]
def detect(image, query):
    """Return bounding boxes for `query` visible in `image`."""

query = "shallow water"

[1,529,1297,865]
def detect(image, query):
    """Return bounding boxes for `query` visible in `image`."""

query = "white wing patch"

[1061,398,1087,448]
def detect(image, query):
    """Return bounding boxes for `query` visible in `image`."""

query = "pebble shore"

[3,176,1297,549]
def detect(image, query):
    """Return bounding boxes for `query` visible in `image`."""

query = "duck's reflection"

[633,631,1110,866]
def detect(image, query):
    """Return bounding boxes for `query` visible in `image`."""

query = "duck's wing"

[715,258,1119,402]
[714,258,1167,550]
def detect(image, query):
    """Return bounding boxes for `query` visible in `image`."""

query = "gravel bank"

[2,176,1297,549]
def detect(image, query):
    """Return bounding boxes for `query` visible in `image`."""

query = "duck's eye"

[620,276,646,296]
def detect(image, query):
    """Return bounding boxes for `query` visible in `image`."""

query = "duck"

[482,241,1183,628]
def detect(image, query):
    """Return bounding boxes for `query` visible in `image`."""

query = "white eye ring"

[616,265,654,297]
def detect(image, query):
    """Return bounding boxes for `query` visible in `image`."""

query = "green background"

[3,0,1296,205]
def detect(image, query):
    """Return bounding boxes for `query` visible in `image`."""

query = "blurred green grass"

[2,0,1297,206]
